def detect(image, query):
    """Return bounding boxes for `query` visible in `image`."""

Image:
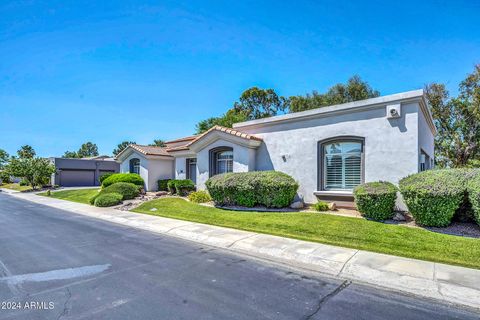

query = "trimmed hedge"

[313,201,329,212]
[167,179,195,195]
[399,169,469,227]
[90,182,140,205]
[205,171,299,208]
[354,181,398,221]
[158,179,169,191]
[102,173,144,188]
[188,191,212,203]
[467,173,480,226]
[94,192,123,207]
[99,172,114,184]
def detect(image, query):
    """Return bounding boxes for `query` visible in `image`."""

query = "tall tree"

[0,149,9,169]
[233,87,289,120]
[290,75,380,112]
[17,145,36,159]
[6,157,55,189]
[113,141,136,156]
[77,142,99,158]
[149,139,166,147]
[426,64,480,167]
[62,150,79,158]
[195,87,286,134]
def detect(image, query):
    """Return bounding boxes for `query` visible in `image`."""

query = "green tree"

[233,87,289,120]
[113,141,136,156]
[6,157,55,189]
[17,145,36,159]
[62,151,79,158]
[77,142,99,158]
[0,149,9,169]
[290,75,380,112]
[149,139,166,147]
[426,64,480,168]
[195,109,249,134]
[195,87,285,134]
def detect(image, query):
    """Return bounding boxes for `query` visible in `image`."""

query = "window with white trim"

[322,140,363,190]
[215,150,233,174]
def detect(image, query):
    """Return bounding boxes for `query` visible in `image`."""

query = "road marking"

[0,264,111,285]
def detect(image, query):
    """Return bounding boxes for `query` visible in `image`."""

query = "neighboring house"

[50,156,120,187]
[116,89,435,207]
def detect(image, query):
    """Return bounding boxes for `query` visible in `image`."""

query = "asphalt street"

[0,192,477,320]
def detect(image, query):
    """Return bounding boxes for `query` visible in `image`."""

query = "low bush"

[399,169,469,227]
[206,171,299,208]
[158,179,170,191]
[354,181,398,221]
[19,179,29,186]
[99,172,114,184]
[167,179,177,193]
[467,173,480,226]
[102,173,144,188]
[313,201,329,212]
[167,179,195,195]
[188,191,212,203]
[90,182,139,204]
[94,192,123,207]
[175,179,195,196]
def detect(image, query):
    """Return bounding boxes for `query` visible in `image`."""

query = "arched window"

[129,158,140,175]
[319,138,364,191]
[209,147,233,176]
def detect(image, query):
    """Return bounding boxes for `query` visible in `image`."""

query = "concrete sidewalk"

[4,190,480,311]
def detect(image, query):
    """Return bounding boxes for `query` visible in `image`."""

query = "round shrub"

[399,169,468,227]
[188,191,212,203]
[103,182,140,200]
[206,171,299,208]
[90,182,139,205]
[102,173,144,188]
[94,192,123,207]
[99,172,114,184]
[167,179,177,194]
[354,181,398,221]
[167,179,195,195]
[313,201,329,212]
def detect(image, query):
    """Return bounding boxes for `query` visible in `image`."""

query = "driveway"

[0,193,477,320]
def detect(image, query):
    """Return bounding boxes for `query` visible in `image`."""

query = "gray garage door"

[59,170,96,187]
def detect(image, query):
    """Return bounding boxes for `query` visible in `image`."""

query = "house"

[116,89,435,206]
[50,156,120,187]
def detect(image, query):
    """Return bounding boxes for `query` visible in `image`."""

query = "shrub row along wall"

[206,171,299,208]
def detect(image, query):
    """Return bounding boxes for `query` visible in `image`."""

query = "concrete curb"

[6,192,480,311]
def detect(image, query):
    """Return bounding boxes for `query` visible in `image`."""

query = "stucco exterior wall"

[120,152,150,189]
[236,102,424,203]
[195,139,256,190]
[119,151,174,191]
[418,106,435,169]
[146,158,174,191]
[175,157,188,180]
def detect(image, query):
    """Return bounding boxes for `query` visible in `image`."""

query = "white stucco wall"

[175,157,188,180]
[120,152,150,189]
[418,106,435,169]
[146,158,174,191]
[236,102,426,203]
[195,139,256,190]
[119,151,174,191]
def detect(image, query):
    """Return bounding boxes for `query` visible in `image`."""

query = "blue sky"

[1,0,479,157]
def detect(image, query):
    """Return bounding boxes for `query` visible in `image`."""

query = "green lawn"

[0,183,32,192]
[38,188,100,204]
[133,198,480,269]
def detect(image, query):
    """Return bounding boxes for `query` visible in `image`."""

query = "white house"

[115,89,435,207]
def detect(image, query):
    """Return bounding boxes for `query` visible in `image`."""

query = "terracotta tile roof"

[164,135,200,144]
[165,145,190,152]
[127,144,172,157]
[186,125,262,147]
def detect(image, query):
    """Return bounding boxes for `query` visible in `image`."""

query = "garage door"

[59,170,96,187]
